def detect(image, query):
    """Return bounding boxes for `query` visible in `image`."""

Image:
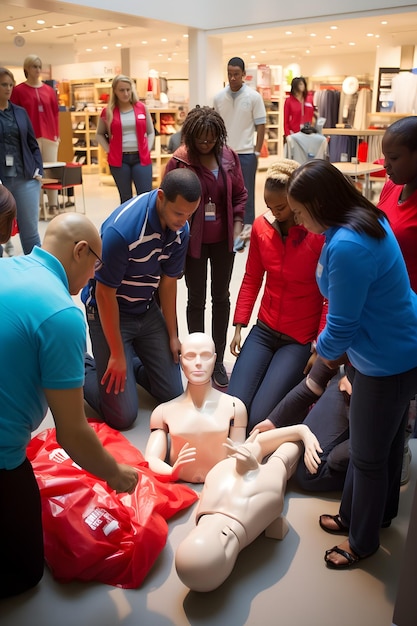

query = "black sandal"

[319,513,349,535]
[324,545,359,569]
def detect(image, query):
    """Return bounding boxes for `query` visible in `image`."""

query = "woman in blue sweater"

[287,159,417,569]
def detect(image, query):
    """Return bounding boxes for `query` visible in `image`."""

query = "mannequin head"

[175,515,240,591]
[180,332,217,385]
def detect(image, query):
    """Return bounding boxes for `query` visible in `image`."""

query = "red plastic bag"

[27,421,198,588]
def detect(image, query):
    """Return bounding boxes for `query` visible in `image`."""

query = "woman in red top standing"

[11,54,60,213]
[284,77,314,138]
[96,75,154,204]
[228,158,324,432]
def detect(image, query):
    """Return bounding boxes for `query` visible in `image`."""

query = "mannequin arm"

[245,425,322,473]
[144,429,196,479]
[229,396,248,443]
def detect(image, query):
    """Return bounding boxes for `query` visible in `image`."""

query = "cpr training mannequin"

[175,425,321,591]
[144,332,247,483]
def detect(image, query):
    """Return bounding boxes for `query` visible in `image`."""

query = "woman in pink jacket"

[164,106,247,387]
[228,158,324,431]
[96,75,154,204]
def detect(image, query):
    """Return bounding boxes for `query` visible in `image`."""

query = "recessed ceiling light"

[330,25,338,30]
[117,26,124,30]
[247,35,253,39]
[366,33,374,37]
[183,34,188,38]
[375,34,380,39]
[6,25,14,30]
[310,33,317,37]
[250,54,256,59]
[37,19,45,25]
[86,48,92,52]
[330,45,336,49]
[141,40,148,44]
[115,43,122,47]
[381,21,388,25]
[260,49,267,54]
[349,42,356,46]
[102,45,108,50]
[325,35,331,40]
[285,31,292,35]
[306,49,311,54]
[161,38,167,42]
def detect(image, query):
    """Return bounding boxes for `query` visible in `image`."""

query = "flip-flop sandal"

[324,545,359,569]
[319,514,349,535]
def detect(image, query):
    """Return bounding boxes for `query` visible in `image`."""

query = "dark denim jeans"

[237,153,258,225]
[109,152,152,204]
[84,300,183,429]
[228,322,311,432]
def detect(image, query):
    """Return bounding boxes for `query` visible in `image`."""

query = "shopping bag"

[27,421,198,588]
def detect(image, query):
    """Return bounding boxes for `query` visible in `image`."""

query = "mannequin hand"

[249,419,275,435]
[101,353,127,394]
[300,425,322,474]
[171,443,196,480]
[230,327,242,357]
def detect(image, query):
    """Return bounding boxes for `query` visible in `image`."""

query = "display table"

[332,161,385,199]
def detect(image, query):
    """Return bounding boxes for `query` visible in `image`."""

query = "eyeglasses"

[74,241,104,271]
[196,139,217,145]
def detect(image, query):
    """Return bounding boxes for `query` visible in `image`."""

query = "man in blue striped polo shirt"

[82,168,201,430]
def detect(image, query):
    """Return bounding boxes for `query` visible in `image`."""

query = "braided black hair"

[181,105,227,164]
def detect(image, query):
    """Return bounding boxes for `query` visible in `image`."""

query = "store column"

[188,29,223,108]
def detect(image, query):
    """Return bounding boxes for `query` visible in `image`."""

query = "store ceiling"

[1,2,417,73]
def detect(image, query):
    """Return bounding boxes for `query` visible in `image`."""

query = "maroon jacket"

[164,145,247,258]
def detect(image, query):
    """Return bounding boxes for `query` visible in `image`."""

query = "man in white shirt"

[213,57,266,237]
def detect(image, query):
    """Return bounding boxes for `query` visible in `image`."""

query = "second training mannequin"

[175,425,322,591]
[144,332,247,483]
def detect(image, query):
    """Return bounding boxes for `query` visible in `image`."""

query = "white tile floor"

[0,170,413,626]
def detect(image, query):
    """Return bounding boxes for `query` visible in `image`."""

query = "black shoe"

[212,363,229,387]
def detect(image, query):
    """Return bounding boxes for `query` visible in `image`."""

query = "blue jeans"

[84,300,183,429]
[339,365,417,557]
[3,177,41,254]
[228,322,311,431]
[185,240,235,363]
[109,153,153,204]
[237,153,258,225]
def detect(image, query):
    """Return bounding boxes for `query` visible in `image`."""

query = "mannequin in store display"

[144,332,247,483]
[284,123,328,164]
[11,55,62,216]
[175,425,322,591]
[284,77,315,138]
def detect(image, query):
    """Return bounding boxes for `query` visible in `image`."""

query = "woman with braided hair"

[227,158,325,432]
[164,105,247,387]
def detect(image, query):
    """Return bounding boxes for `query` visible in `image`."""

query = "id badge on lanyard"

[204,198,216,221]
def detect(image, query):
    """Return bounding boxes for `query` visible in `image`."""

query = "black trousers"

[0,458,44,598]
[185,240,235,363]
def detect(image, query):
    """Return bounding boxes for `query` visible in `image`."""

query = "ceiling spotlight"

[37,19,45,25]
[6,25,14,30]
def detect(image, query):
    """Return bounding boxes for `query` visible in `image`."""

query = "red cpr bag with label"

[27,421,198,588]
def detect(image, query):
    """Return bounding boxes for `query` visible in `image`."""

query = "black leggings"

[0,458,44,598]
